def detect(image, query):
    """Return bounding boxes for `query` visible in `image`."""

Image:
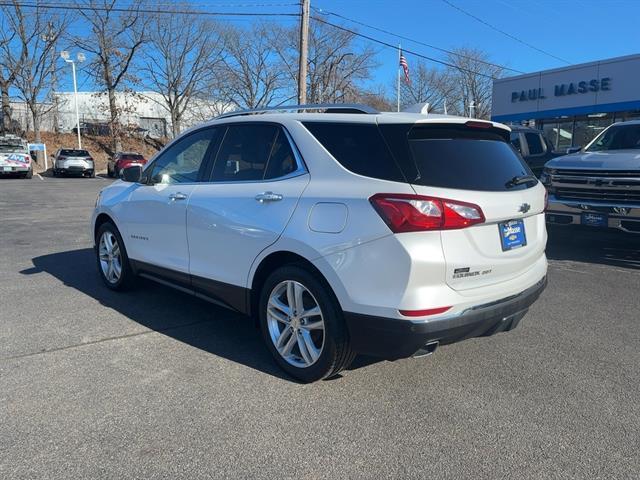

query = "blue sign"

[28,143,46,151]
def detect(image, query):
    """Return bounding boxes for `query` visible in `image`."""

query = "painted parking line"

[35,173,44,181]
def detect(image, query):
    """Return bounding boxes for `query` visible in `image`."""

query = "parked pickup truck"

[509,126,561,177]
[542,120,640,233]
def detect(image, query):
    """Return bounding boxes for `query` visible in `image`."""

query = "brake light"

[369,193,485,232]
[465,120,492,129]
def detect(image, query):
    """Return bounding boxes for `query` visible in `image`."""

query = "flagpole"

[397,44,401,112]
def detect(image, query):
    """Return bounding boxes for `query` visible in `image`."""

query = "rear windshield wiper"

[506,174,537,188]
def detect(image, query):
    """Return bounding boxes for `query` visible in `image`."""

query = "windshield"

[61,149,90,156]
[586,124,640,152]
[121,154,144,160]
[0,145,25,153]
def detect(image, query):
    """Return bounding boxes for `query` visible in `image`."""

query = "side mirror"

[566,146,582,154]
[121,165,142,183]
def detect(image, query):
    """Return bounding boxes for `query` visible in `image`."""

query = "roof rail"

[216,103,379,120]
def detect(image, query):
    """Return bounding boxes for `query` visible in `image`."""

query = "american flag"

[399,50,410,84]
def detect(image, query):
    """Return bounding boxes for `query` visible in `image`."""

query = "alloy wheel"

[266,280,325,368]
[98,231,122,284]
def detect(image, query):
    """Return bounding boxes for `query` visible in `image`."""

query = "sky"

[47,0,640,94]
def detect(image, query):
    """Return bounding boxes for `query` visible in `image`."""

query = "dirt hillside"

[25,132,166,173]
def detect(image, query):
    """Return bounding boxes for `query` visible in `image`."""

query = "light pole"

[61,51,85,149]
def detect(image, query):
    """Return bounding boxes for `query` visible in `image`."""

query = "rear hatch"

[59,149,93,170]
[379,122,546,291]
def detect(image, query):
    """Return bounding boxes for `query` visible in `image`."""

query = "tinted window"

[149,128,215,184]
[524,132,544,155]
[379,124,534,192]
[264,130,298,179]
[303,122,405,182]
[60,149,90,156]
[121,154,145,160]
[510,132,522,153]
[586,124,640,151]
[211,124,278,182]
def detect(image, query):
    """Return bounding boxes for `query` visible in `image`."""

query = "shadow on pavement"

[20,248,382,381]
[546,225,640,270]
[21,248,293,381]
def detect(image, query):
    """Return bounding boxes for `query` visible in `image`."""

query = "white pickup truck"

[0,135,33,179]
[542,120,640,233]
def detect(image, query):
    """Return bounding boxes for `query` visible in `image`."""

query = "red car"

[107,152,147,178]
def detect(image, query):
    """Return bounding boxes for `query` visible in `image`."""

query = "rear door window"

[379,124,535,192]
[211,124,278,182]
[302,122,405,182]
[524,132,545,155]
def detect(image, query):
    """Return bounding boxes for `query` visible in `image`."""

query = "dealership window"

[573,116,614,149]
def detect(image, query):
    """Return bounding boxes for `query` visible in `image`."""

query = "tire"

[95,222,136,291]
[259,265,355,383]
[89,170,95,178]
[107,165,112,177]
[25,168,32,179]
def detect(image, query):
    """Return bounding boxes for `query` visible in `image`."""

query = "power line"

[6,1,501,80]
[440,0,570,64]
[311,6,524,74]
[0,2,299,17]
[312,16,499,80]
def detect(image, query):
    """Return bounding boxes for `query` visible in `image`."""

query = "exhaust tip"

[412,340,439,358]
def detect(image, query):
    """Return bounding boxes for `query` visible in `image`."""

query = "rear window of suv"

[380,124,535,191]
[60,149,90,157]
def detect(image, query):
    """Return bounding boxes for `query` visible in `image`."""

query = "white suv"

[91,104,547,382]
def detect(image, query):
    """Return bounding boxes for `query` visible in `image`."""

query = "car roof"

[206,111,510,131]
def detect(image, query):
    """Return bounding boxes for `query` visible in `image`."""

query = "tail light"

[369,193,485,233]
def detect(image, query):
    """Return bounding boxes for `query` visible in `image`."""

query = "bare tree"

[1,2,68,144]
[142,10,225,137]
[354,85,394,111]
[399,62,457,113]
[0,3,26,134]
[220,23,287,109]
[74,0,147,151]
[271,20,378,104]
[445,47,503,119]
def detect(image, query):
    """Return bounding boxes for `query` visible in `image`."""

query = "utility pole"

[297,0,310,105]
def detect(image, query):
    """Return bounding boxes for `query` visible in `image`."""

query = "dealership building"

[491,54,640,151]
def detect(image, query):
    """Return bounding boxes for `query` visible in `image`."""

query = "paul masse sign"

[512,78,612,103]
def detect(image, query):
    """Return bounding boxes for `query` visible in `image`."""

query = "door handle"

[255,191,283,203]
[169,192,188,201]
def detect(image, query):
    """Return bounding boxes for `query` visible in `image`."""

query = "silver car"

[52,148,95,177]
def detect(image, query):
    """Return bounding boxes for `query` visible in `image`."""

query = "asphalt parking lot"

[1,176,639,479]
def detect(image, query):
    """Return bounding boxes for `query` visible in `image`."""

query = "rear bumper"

[546,195,640,233]
[0,166,30,174]
[344,276,547,360]
[55,166,94,174]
